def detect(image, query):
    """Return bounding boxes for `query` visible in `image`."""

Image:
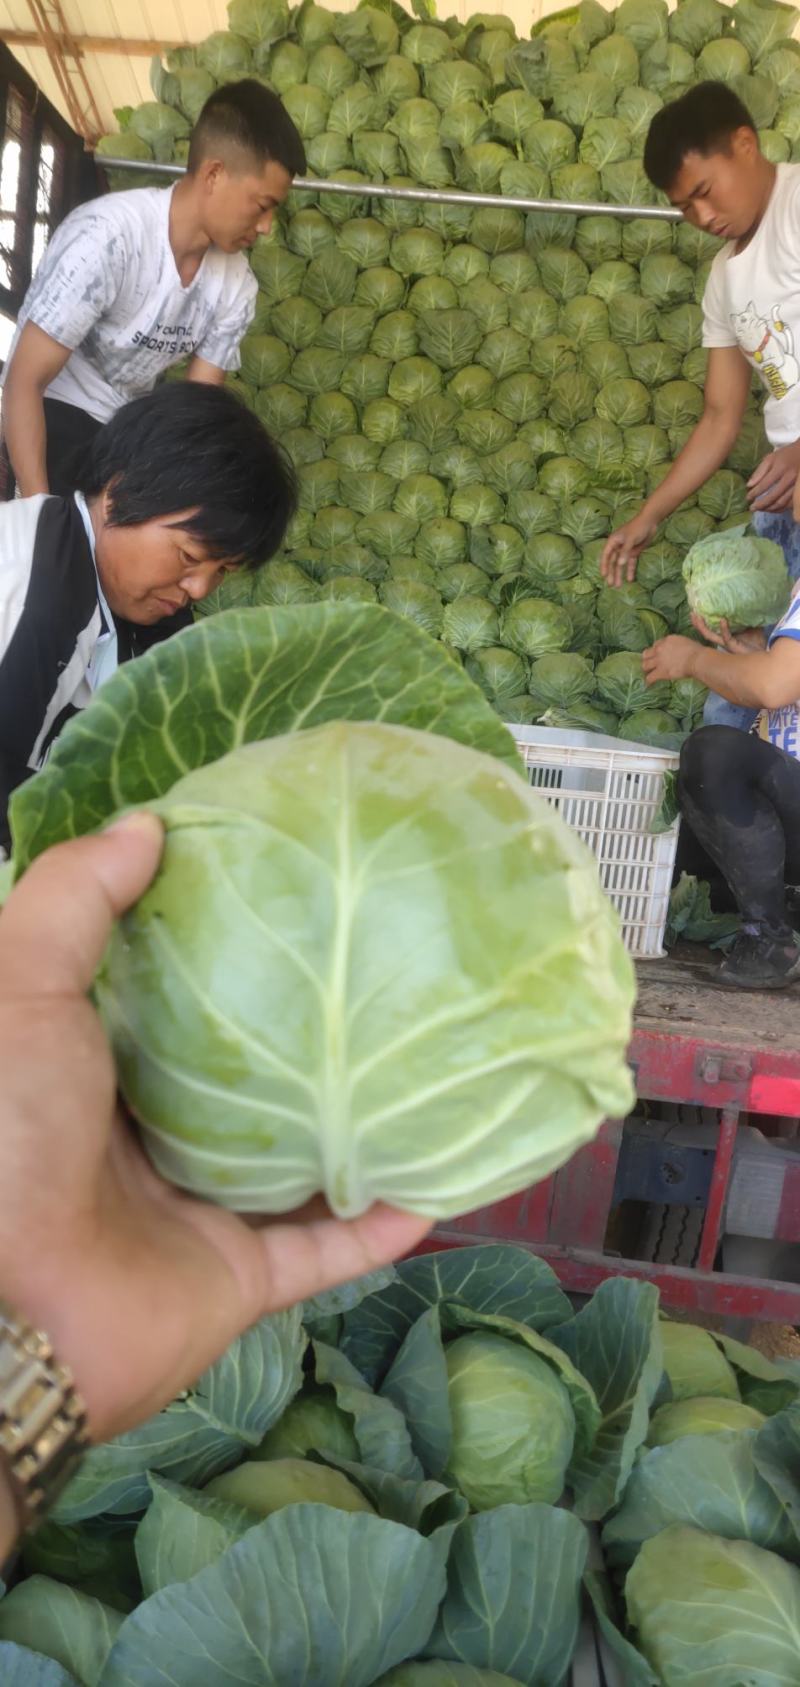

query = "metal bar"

[630,1028,759,1110]
[776,1160,800,1243]
[26,0,103,141]
[1,30,183,53]
[411,1234,800,1323]
[547,1120,623,1251]
[748,1072,800,1112]
[434,1178,555,1243]
[94,152,682,221]
[696,1107,739,1272]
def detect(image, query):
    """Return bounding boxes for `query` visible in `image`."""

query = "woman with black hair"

[0,380,296,851]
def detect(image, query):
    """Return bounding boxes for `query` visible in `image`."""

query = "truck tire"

[639,1203,705,1267]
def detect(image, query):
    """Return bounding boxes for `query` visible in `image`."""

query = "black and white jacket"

[0,493,183,853]
[1,495,107,850]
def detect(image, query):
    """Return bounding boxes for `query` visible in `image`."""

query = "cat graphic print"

[732,302,800,402]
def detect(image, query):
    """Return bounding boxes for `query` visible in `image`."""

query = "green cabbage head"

[626,1526,800,1687]
[205,1457,374,1517]
[96,722,634,1219]
[647,1396,766,1447]
[683,526,791,631]
[251,1389,360,1463]
[443,1332,575,1509]
[659,1321,739,1403]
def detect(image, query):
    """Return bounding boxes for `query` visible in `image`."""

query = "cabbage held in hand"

[682,526,790,632]
[96,720,634,1219]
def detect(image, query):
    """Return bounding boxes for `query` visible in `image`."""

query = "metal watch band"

[0,1308,89,1534]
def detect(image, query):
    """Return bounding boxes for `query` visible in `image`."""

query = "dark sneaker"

[719,924,800,990]
[786,886,800,932]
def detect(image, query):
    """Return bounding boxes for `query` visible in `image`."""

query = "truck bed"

[635,944,799,1057]
[633,946,800,1114]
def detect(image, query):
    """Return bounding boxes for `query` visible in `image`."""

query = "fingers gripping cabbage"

[96,721,634,1219]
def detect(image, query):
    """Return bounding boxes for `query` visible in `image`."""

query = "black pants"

[2,396,102,498]
[679,725,800,931]
[43,397,103,494]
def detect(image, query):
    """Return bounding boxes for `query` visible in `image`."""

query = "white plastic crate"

[507,725,680,960]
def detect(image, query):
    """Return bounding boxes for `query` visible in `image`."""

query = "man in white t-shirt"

[2,79,304,501]
[600,82,800,728]
[642,556,800,989]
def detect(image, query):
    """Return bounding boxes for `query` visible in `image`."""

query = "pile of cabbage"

[98,0,800,744]
[3,1245,800,1684]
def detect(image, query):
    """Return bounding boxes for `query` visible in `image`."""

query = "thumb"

[0,813,164,997]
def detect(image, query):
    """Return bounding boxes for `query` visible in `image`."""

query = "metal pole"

[95,152,682,222]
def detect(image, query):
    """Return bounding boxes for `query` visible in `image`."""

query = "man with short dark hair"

[601,82,800,728]
[0,381,296,851]
[1,80,305,499]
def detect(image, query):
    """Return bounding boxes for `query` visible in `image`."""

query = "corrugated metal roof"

[0,0,561,136]
[0,0,223,132]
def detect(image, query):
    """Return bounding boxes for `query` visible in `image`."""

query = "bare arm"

[3,323,74,497]
[682,640,800,709]
[643,627,800,711]
[601,347,752,585]
[185,356,227,386]
[641,346,752,521]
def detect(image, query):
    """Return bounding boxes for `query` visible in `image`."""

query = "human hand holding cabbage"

[642,634,701,685]
[2,602,634,1499]
[0,813,431,1450]
[643,614,767,687]
[689,612,768,655]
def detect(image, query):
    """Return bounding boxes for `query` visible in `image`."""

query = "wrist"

[0,1305,89,1561]
[638,499,664,533]
[684,644,703,680]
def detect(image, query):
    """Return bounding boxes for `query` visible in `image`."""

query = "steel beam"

[24,0,103,142]
[2,30,183,55]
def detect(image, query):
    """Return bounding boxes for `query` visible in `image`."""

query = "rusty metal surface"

[696,1109,738,1273]
[421,1232,800,1323]
[411,952,800,1321]
[548,1120,623,1253]
[633,949,800,1115]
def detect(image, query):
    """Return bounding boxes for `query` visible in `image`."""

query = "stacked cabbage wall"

[101,0,799,739]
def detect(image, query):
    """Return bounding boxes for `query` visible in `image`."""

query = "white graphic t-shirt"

[702,163,800,447]
[766,589,800,757]
[4,184,257,422]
